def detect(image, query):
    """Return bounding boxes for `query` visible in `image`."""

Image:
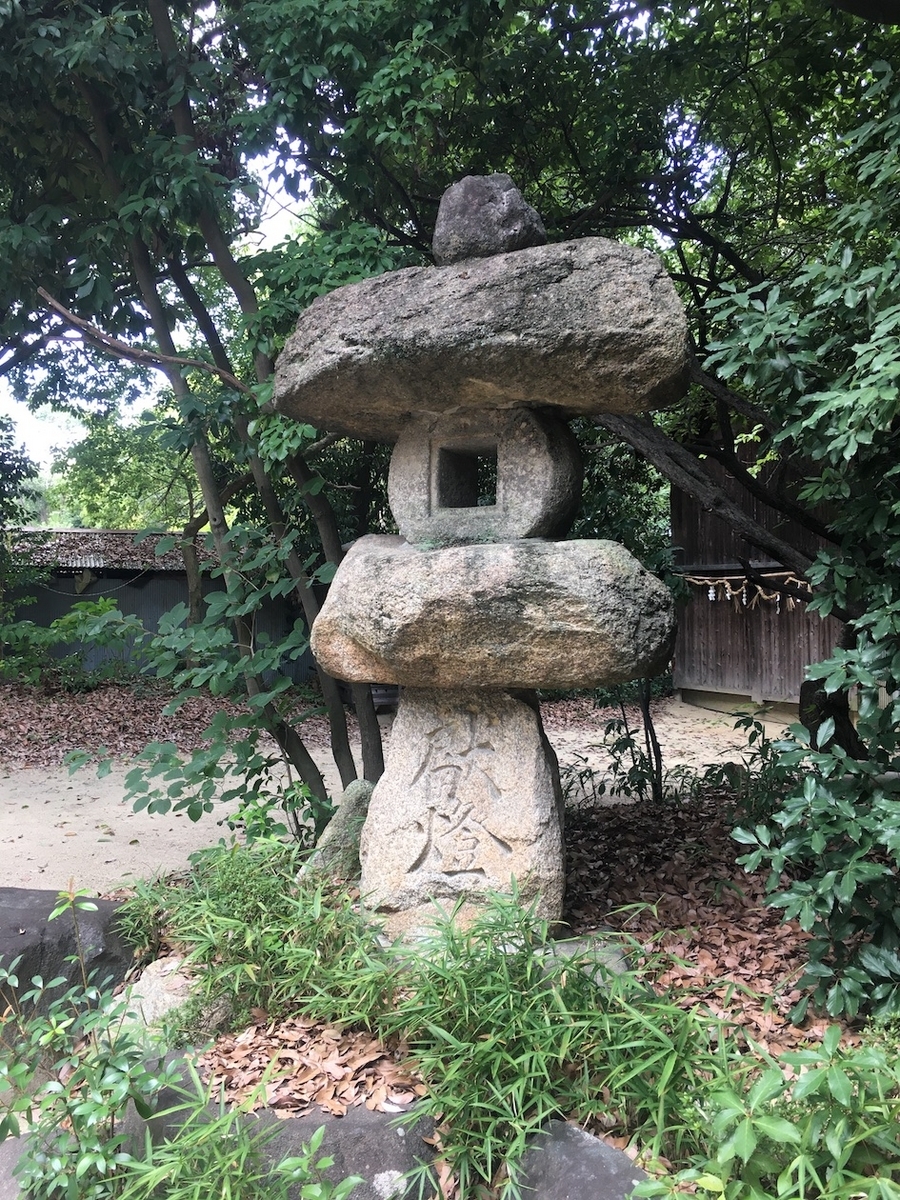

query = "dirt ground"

[0,688,786,894]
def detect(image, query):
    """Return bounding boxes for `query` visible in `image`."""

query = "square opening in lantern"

[436,445,498,509]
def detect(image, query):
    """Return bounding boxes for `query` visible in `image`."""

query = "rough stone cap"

[274,237,690,443]
[432,173,547,265]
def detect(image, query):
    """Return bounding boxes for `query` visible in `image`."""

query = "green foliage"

[122,852,727,1194]
[0,416,41,622]
[560,717,674,805]
[2,529,334,840]
[708,70,900,1020]
[570,424,673,574]
[48,407,200,530]
[374,896,726,1197]
[95,525,329,838]
[733,702,900,1023]
[561,709,799,819]
[0,886,363,1200]
[0,415,38,534]
[0,887,184,1199]
[701,714,801,826]
[111,877,169,968]
[0,598,144,690]
[119,843,384,1035]
[598,716,670,803]
[118,847,900,1199]
[48,528,338,838]
[246,222,418,362]
[234,0,894,282]
[117,1074,362,1200]
[553,680,677,805]
[113,707,293,828]
[7,859,900,1200]
[636,1026,900,1200]
[4,0,894,410]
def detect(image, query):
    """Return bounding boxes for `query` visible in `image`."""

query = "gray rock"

[0,1104,647,1200]
[311,536,675,691]
[119,954,193,1033]
[518,1120,648,1200]
[359,688,564,938]
[431,173,546,265]
[304,779,375,879]
[0,887,131,1018]
[387,408,582,546]
[544,933,630,980]
[116,1053,436,1200]
[253,1106,434,1200]
[275,237,690,442]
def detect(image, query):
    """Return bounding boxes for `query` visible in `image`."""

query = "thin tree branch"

[734,559,810,606]
[0,331,53,377]
[690,359,777,434]
[36,289,251,394]
[180,471,254,539]
[693,441,839,546]
[146,0,273,383]
[592,411,816,578]
[302,432,342,460]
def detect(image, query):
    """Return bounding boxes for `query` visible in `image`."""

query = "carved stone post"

[275,174,688,936]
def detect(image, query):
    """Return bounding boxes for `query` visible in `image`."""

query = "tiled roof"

[13,529,216,572]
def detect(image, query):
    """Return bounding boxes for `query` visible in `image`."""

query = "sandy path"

[0,698,787,894]
[0,747,353,893]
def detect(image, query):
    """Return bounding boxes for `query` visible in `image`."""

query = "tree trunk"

[288,454,347,564]
[287,451,385,781]
[638,679,665,803]
[798,680,868,759]
[351,441,378,540]
[125,236,330,802]
[232,412,362,789]
[165,251,368,788]
[179,532,204,627]
[593,411,819,581]
[799,626,867,760]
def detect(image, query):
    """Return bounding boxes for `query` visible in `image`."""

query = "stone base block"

[359,689,564,937]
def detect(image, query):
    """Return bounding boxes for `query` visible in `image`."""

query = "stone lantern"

[275,175,687,936]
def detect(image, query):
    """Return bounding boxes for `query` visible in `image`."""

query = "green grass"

[110,843,900,1199]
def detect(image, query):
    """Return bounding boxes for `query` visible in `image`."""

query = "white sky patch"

[244,149,310,249]
[0,380,85,474]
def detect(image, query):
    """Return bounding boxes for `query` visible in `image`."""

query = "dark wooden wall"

[673,582,842,704]
[670,459,826,570]
[670,463,841,705]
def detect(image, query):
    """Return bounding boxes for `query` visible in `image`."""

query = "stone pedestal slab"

[311,535,675,690]
[359,689,564,937]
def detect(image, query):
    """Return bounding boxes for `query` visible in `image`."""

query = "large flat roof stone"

[274,237,689,442]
